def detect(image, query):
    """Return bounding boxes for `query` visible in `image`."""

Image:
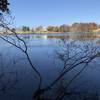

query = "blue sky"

[9,0,100,27]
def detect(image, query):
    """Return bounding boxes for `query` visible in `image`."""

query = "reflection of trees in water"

[63,33,99,41]
[19,33,99,42]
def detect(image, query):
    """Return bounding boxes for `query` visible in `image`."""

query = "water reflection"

[19,33,100,43]
[0,33,100,100]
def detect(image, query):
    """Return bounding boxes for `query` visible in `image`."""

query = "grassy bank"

[16,31,63,34]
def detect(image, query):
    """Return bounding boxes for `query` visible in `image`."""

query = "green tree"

[22,26,30,32]
[47,26,59,32]
[47,26,54,32]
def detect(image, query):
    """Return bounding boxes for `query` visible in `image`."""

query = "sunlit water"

[0,33,100,100]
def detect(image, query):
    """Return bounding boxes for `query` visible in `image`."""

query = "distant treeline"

[15,22,100,33]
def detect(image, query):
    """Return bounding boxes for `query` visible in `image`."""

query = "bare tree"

[0,15,100,100]
[32,40,100,100]
[0,1,100,100]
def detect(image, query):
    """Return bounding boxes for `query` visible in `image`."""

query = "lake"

[0,33,100,100]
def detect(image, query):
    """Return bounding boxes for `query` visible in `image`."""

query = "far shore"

[0,31,100,38]
[16,31,62,34]
[11,31,100,38]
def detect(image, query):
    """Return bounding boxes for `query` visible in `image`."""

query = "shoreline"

[0,31,100,38]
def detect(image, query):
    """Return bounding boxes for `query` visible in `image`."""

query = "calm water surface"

[0,33,100,100]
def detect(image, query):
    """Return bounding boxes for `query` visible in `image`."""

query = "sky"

[9,0,100,27]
